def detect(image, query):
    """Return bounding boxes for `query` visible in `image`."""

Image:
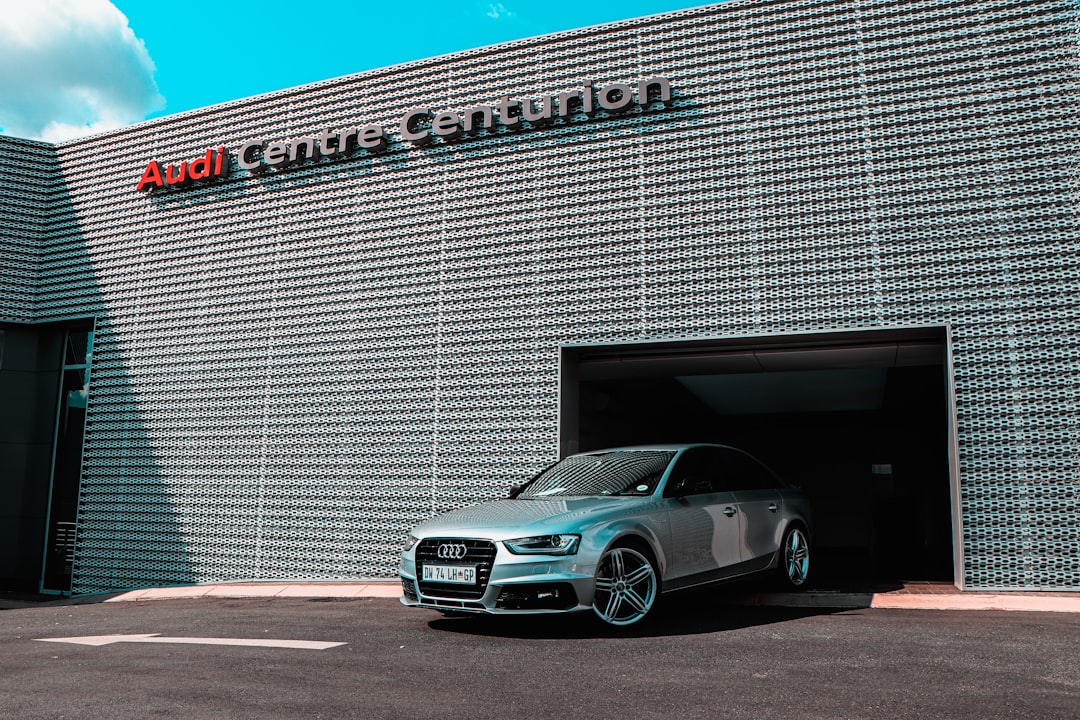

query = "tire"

[778,525,811,589]
[592,544,659,626]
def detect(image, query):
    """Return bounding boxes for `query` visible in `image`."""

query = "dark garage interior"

[560,329,956,588]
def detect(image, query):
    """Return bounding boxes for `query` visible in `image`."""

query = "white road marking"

[34,634,345,650]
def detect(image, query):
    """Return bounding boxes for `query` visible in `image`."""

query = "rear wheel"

[592,545,658,626]
[779,525,811,589]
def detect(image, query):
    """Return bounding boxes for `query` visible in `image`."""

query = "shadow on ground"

[0,589,126,610]
[427,586,853,639]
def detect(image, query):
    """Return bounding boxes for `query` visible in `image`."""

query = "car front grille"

[416,538,496,600]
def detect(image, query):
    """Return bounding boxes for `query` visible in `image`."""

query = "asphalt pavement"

[2,593,1078,720]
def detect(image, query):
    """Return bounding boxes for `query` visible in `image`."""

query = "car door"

[719,448,785,569]
[663,447,741,586]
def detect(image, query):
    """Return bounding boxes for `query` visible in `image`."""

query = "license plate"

[422,564,477,584]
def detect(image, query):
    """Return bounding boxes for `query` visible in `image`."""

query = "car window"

[664,447,726,496]
[521,450,676,498]
[717,448,782,491]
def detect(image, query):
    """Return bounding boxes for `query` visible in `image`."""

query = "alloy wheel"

[593,546,657,626]
[784,527,810,587]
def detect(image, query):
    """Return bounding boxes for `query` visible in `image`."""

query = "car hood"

[411,496,649,540]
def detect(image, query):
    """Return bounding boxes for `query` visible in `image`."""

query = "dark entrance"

[559,328,957,587]
[0,320,93,595]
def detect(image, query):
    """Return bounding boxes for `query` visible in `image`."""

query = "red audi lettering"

[213,146,226,177]
[187,149,213,180]
[136,160,165,192]
[165,162,188,185]
[138,147,229,191]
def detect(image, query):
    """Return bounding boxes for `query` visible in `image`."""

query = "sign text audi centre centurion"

[135,77,673,192]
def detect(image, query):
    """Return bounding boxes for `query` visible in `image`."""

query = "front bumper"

[399,540,597,616]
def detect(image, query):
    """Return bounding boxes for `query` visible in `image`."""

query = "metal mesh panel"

[0,136,55,323]
[3,0,1076,593]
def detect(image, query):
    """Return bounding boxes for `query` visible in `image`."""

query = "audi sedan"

[399,444,812,626]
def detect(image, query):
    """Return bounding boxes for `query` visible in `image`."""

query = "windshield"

[520,450,676,498]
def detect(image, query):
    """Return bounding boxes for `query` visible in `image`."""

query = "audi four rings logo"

[437,543,468,560]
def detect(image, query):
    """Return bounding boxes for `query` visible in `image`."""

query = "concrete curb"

[737,591,1080,613]
[869,593,1080,613]
[103,583,401,602]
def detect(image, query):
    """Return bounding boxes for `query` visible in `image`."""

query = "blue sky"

[0,0,708,141]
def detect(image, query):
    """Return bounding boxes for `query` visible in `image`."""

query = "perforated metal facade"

[0,137,54,323]
[0,0,1077,594]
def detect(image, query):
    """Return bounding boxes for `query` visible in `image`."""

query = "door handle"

[768,503,778,513]
[722,506,736,517]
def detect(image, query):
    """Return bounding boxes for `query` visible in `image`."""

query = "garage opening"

[559,328,958,588]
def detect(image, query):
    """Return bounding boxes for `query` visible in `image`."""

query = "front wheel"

[779,525,811,589]
[592,545,658,626]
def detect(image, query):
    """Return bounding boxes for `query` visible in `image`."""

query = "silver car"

[399,443,812,626]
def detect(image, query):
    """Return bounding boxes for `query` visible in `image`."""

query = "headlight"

[504,534,580,555]
[403,534,419,552]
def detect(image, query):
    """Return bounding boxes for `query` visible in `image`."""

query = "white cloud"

[0,0,163,142]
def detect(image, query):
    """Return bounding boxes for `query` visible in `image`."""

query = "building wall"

[13,0,1079,593]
